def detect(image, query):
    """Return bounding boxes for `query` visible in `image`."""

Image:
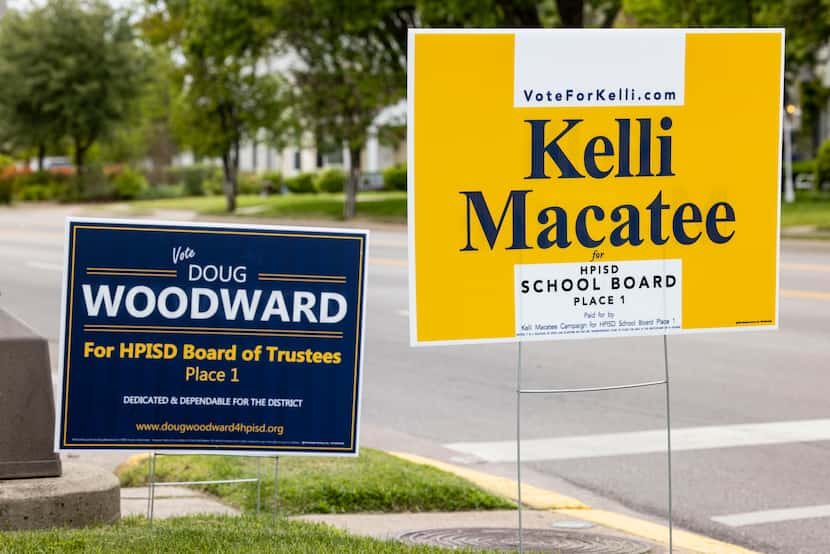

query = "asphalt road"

[1,205,828,553]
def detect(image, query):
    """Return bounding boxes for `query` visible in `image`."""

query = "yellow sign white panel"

[408,29,783,345]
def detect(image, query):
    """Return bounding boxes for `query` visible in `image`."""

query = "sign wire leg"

[664,335,673,552]
[273,456,280,523]
[516,341,523,554]
[256,457,262,515]
[148,452,156,524]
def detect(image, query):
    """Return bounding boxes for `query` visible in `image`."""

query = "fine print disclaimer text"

[514,259,682,339]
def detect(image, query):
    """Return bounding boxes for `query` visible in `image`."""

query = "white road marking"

[781,262,830,273]
[782,289,830,301]
[446,419,830,462]
[371,238,408,248]
[0,228,64,240]
[712,504,830,527]
[26,261,63,272]
[370,257,407,267]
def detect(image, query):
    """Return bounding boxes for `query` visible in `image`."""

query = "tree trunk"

[556,0,583,28]
[37,144,45,172]
[495,0,542,27]
[222,143,238,213]
[74,139,86,197]
[344,147,361,220]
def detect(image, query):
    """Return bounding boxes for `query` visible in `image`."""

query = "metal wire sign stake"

[514,337,674,553]
[406,26,783,554]
[54,220,369,526]
[145,452,267,523]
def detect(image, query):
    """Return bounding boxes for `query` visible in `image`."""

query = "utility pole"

[783,105,797,204]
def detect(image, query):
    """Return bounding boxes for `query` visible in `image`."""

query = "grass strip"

[117,448,514,516]
[781,191,830,228]
[127,190,830,229]
[92,180,830,232]
[127,191,406,222]
[0,514,496,553]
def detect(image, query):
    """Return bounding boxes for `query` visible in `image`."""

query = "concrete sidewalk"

[70,449,759,553]
[297,510,693,553]
[65,452,242,520]
[385,453,762,554]
[116,485,692,553]
[120,486,240,519]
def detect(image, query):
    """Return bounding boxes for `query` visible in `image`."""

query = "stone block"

[0,309,62,479]
[0,462,120,530]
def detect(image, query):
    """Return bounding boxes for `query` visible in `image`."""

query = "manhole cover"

[397,527,652,553]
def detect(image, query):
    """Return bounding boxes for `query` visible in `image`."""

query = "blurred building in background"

[172,100,405,186]
[173,51,407,184]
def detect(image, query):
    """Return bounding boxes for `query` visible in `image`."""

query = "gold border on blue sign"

[60,222,365,452]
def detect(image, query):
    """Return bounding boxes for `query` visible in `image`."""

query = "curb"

[113,452,151,476]
[390,452,588,510]
[390,451,762,554]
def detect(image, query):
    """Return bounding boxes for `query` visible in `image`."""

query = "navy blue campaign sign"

[55,218,367,455]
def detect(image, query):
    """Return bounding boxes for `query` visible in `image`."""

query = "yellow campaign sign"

[407,29,783,345]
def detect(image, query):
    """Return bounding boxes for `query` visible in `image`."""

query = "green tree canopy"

[623,0,830,79]
[623,0,830,154]
[0,0,147,183]
[144,0,289,211]
[0,6,62,167]
[99,47,179,178]
[418,0,621,28]
[274,0,412,219]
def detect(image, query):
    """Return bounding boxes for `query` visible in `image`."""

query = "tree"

[0,8,61,169]
[759,0,830,154]
[275,0,414,219]
[418,0,542,27]
[622,0,757,26]
[623,0,830,76]
[144,0,289,211]
[99,47,180,183]
[623,0,830,154]
[0,1,147,187]
[418,1,621,29]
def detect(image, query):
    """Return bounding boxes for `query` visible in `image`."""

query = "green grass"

[125,191,406,222]
[117,448,513,516]
[124,189,830,230]
[0,514,496,553]
[781,190,830,228]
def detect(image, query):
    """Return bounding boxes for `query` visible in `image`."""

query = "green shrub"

[77,166,115,202]
[203,173,224,195]
[47,178,73,202]
[13,170,52,188]
[0,157,14,204]
[0,177,12,205]
[816,141,830,188]
[18,184,51,201]
[315,168,346,193]
[259,171,283,194]
[237,172,260,195]
[138,184,186,200]
[7,171,75,202]
[165,164,219,196]
[112,167,148,200]
[383,164,407,191]
[0,155,13,176]
[285,172,316,194]
[792,159,815,177]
